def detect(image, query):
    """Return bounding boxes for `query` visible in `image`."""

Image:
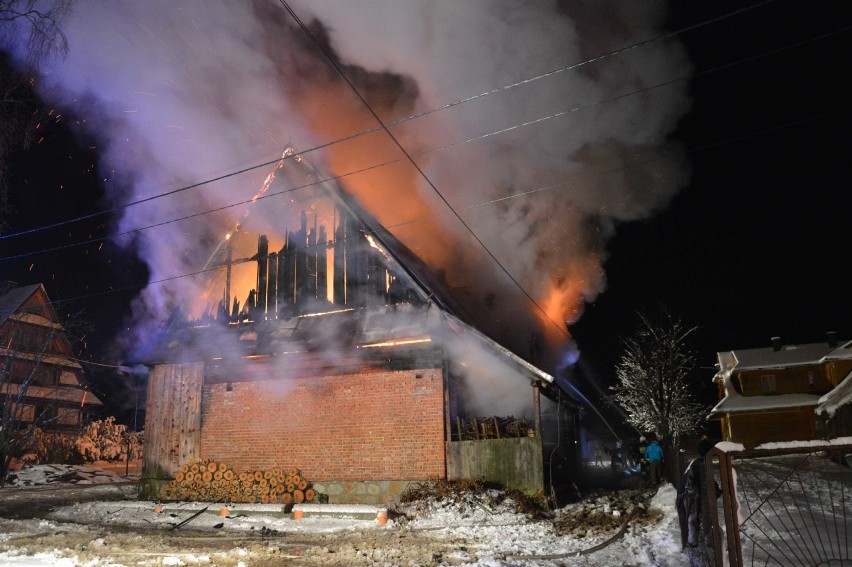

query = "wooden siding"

[725,408,816,449]
[736,366,832,396]
[828,360,852,388]
[142,362,203,480]
[447,437,544,495]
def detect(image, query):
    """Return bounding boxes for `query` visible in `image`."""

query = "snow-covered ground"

[0,464,690,566]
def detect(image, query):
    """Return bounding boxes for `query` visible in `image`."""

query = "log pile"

[454,416,536,441]
[159,458,317,504]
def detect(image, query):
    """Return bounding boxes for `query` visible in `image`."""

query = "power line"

[4,5,849,320]
[279,0,573,338]
[2,91,850,278]
[1,101,848,322]
[5,7,842,265]
[0,0,776,243]
[388,0,777,128]
[0,156,403,262]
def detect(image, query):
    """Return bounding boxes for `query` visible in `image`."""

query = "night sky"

[2,2,852,427]
[569,1,852,428]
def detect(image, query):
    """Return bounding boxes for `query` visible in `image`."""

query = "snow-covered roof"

[715,338,852,373]
[816,369,852,417]
[708,372,820,418]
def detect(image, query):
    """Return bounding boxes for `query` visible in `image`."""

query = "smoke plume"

[6,0,692,370]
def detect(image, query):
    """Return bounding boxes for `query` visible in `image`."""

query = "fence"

[691,442,852,567]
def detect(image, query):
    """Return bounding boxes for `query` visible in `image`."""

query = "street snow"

[0,464,689,566]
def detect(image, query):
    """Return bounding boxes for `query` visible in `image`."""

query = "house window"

[59,371,78,385]
[56,407,80,426]
[761,374,777,394]
[18,404,35,422]
[808,371,815,386]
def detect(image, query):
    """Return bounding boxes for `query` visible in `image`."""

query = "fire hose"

[504,510,635,561]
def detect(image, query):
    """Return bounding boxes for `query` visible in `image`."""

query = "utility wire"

[2,101,850,289]
[3,7,849,315]
[278,0,572,338]
[0,0,776,243]
[389,0,776,127]
[0,156,403,262]
[3,8,844,265]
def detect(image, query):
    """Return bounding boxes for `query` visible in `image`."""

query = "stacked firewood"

[454,416,536,441]
[159,458,316,504]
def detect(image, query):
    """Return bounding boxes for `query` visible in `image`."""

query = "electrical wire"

[0,0,777,243]
[3,13,848,267]
[1,101,850,319]
[288,0,852,340]
[3,5,850,326]
[278,0,574,338]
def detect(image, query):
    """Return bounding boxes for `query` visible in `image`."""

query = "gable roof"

[0,283,43,327]
[144,150,555,387]
[0,282,103,408]
[136,153,570,397]
[0,283,82,371]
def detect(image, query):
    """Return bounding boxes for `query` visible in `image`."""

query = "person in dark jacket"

[637,436,649,477]
[611,440,625,472]
[645,438,664,484]
[676,436,720,549]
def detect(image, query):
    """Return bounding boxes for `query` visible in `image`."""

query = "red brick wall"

[199,368,446,480]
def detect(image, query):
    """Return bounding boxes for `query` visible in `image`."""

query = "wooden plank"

[186,362,202,467]
[142,363,203,480]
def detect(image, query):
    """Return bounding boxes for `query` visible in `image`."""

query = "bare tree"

[0,0,74,233]
[609,311,707,447]
[1,1,72,61]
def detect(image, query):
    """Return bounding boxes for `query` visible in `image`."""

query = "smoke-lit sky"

[2,1,852,419]
[3,0,693,362]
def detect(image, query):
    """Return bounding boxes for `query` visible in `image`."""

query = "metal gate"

[702,443,852,567]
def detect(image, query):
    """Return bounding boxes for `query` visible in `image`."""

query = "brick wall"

[199,367,446,481]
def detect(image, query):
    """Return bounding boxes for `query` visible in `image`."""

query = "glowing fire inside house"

[187,148,429,328]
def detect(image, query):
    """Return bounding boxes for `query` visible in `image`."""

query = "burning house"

[138,152,580,504]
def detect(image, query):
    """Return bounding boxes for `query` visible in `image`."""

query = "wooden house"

[137,178,581,504]
[0,282,103,433]
[709,333,852,448]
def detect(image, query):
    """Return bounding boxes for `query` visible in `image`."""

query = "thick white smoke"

[8,0,691,368]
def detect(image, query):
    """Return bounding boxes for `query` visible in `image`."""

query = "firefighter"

[638,436,649,477]
[645,437,664,484]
